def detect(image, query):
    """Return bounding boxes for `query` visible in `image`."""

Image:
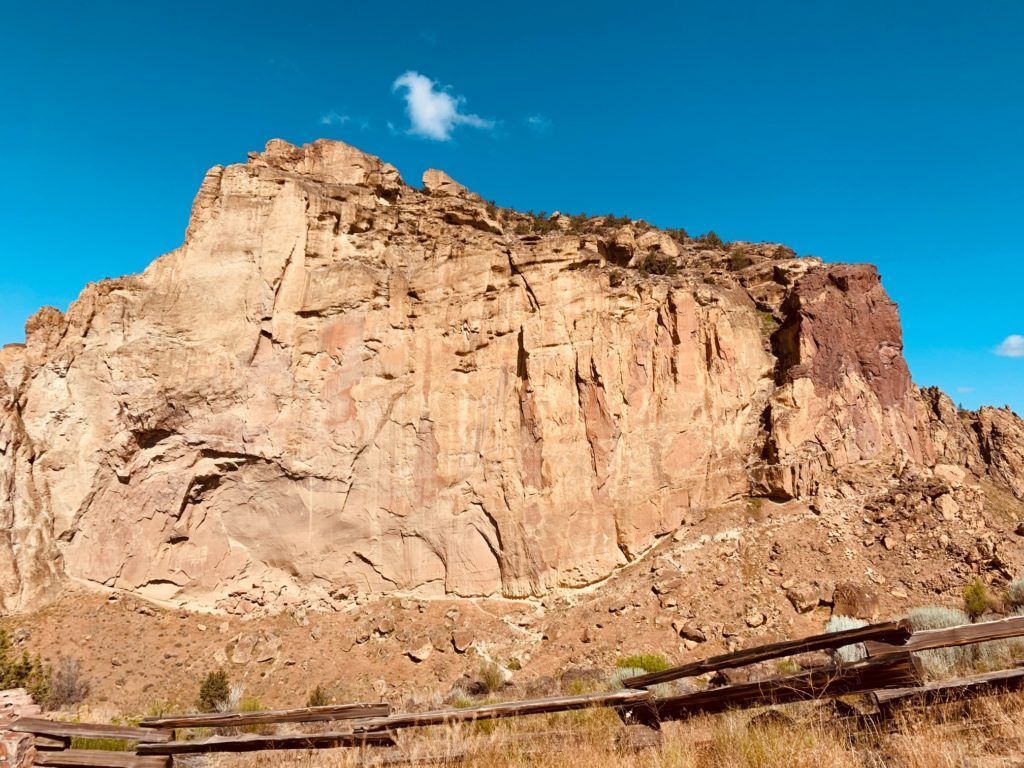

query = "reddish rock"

[832,582,881,620]
[0,732,35,768]
[758,264,932,499]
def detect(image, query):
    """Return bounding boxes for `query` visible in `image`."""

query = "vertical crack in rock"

[515,327,544,493]
[506,249,540,311]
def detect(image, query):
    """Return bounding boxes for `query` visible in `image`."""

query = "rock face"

[0,138,1022,615]
[758,264,929,499]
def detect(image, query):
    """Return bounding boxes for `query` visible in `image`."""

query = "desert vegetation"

[0,628,90,710]
[194,693,1024,768]
[16,576,1024,768]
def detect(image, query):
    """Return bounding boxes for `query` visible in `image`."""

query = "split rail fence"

[8,614,1024,767]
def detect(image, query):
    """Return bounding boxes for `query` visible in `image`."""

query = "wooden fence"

[7,614,1024,766]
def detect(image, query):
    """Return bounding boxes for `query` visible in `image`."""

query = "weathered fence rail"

[31,736,69,752]
[873,666,1024,710]
[136,730,396,755]
[138,701,390,730]
[623,619,913,688]
[625,652,923,725]
[865,614,1024,657]
[32,751,169,768]
[9,719,171,743]
[352,689,653,734]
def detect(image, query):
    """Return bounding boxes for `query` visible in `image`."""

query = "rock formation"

[0,138,1021,615]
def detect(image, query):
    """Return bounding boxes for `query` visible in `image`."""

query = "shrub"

[478,662,505,694]
[566,213,591,233]
[217,682,246,713]
[696,231,725,249]
[729,252,755,271]
[239,695,264,713]
[145,701,172,718]
[824,615,868,663]
[774,658,801,676]
[636,253,678,276]
[608,666,679,697]
[197,669,230,712]
[757,310,779,337]
[1007,577,1024,610]
[963,578,994,620]
[906,606,970,631]
[607,666,647,690]
[47,657,90,710]
[905,606,972,678]
[973,637,1024,672]
[306,684,329,708]
[238,696,272,734]
[615,654,669,673]
[601,214,631,229]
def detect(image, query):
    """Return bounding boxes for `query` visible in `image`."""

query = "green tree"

[0,629,51,705]
[197,669,230,712]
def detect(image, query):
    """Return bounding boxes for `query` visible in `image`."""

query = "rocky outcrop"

[970,407,1024,498]
[0,138,1021,615]
[756,264,932,498]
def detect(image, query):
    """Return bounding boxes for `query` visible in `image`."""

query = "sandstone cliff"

[0,138,1021,615]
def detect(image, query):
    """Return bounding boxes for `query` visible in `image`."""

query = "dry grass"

[207,692,1024,768]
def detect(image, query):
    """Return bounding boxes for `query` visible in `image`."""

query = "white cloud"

[995,335,1024,358]
[319,111,351,127]
[956,386,975,394]
[525,114,551,132]
[392,71,493,141]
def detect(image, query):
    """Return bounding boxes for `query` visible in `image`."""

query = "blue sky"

[2,0,1021,413]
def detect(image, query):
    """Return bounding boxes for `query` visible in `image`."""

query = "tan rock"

[784,582,820,613]
[422,169,468,196]
[934,464,967,486]
[744,609,766,628]
[937,494,960,521]
[406,642,432,662]
[254,631,282,662]
[230,633,258,664]
[0,137,1022,616]
[451,630,474,654]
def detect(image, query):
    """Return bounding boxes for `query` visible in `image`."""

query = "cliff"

[1,138,1021,615]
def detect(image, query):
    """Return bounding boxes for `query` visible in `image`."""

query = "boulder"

[0,732,34,768]
[831,582,880,620]
[406,642,433,663]
[785,582,821,613]
[451,630,474,654]
[422,169,468,196]
[673,621,707,643]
